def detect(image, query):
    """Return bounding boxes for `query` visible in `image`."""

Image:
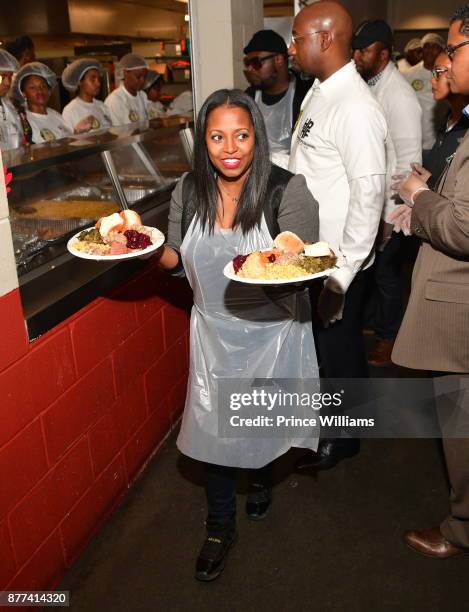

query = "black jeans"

[205,462,272,533]
[364,232,404,341]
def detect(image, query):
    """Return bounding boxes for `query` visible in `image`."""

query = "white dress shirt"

[289,61,387,293]
[104,84,149,126]
[62,97,113,132]
[26,108,72,144]
[369,61,422,221]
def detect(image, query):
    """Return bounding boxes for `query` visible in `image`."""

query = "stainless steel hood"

[0,0,186,39]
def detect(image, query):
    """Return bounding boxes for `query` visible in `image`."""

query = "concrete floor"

[58,247,469,611]
[57,431,469,612]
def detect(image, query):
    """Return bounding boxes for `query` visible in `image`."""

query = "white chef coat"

[62,97,113,132]
[397,58,412,74]
[146,99,166,119]
[404,61,447,150]
[0,97,23,150]
[166,90,193,116]
[289,61,387,293]
[369,62,422,221]
[104,84,148,126]
[26,108,72,144]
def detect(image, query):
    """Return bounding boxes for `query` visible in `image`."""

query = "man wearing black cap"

[352,20,422,367]
[244,29,313,166]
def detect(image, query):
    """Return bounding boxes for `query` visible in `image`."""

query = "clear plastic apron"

[0,99,22,150]
[176,214,319,469]
[255,79,295,162]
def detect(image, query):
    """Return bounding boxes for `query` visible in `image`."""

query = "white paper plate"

[223,259,336,285]
[67,226,165,261]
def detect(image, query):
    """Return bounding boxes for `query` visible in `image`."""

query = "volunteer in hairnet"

[397,38,423,73]
[105,53,149,126]
[0,49,23,150]
[62,58,113,133]
[11,62,72,144]
[144,69,166,119]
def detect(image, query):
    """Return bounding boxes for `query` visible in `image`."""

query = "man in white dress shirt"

[288,1,388,470]
[353,20,422,366]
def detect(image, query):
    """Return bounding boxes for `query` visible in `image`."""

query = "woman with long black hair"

[155,89,320,581]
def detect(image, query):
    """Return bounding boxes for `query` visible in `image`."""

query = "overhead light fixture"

[184,14,189,21]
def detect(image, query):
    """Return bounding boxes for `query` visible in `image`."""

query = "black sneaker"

[246,484,272,521]
[195,529,238,582]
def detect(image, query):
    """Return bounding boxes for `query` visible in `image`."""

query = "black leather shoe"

[246,485,272,521]
[296,439,360,471]
[195,528,237,582]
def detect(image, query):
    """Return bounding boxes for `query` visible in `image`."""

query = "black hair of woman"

[193,88,271,234]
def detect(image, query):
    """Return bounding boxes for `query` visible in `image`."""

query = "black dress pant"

[205,462,272,533]
[309,274,369,447]
[364,232,404,341]
[310,272,369,379]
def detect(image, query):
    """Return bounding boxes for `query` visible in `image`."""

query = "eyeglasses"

[431,67,449,79]
[290,30,326,45]
[243,54,278,70]
[445,39,469,60]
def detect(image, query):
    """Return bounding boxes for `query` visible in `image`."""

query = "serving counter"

[0,119,193,592]
[4,117,192,339]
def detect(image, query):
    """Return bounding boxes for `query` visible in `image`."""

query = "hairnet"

[62,58,101,92]
[404,38,422,53]
[144,69,163,91]
[0,49,19,73]
[116,53,147,80]
[12,62,57,99]
[421,33,445,48]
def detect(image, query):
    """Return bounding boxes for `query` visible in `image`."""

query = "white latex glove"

[391,173,430,206]
[318,286,345,327]
[401,210,412,236]
[410,162,432,184]
[388,205,413,236]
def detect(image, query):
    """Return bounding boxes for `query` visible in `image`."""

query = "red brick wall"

[0,260,191,591]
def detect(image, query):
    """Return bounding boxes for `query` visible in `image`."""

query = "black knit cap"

[243,29,288,55]
[352,20,394,50]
